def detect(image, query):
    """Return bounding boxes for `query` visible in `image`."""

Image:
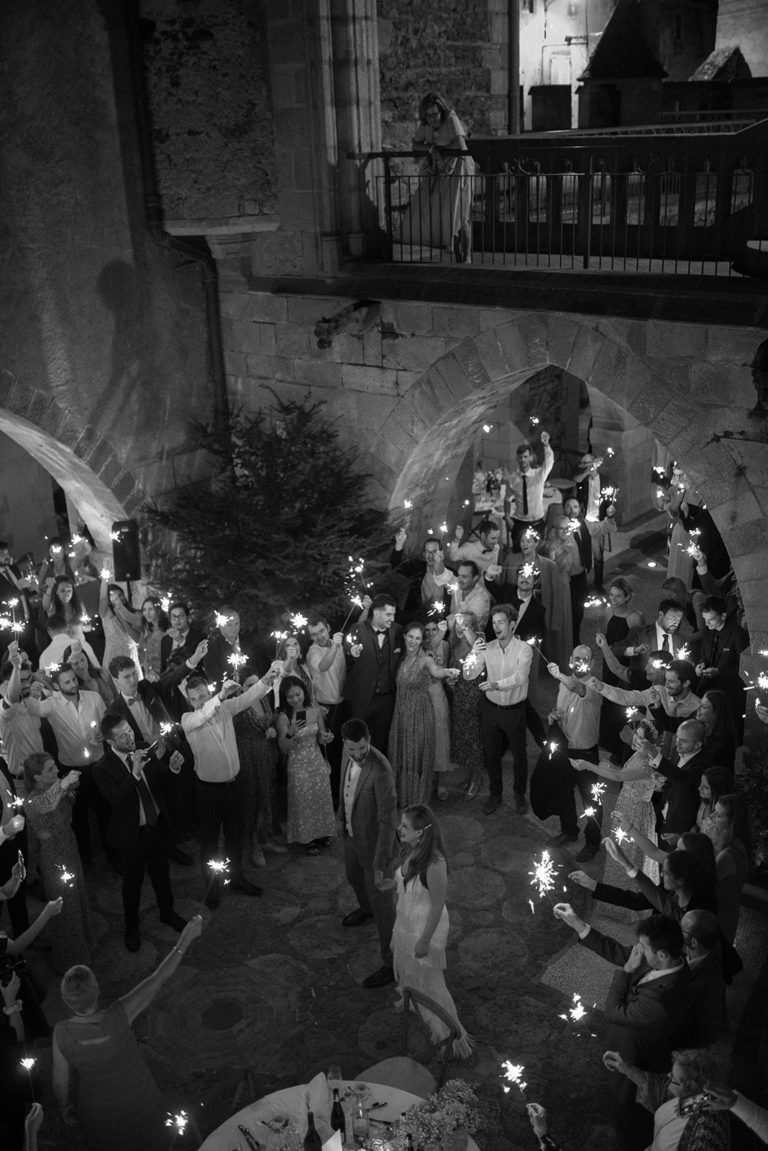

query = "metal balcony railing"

[351,119,768,277]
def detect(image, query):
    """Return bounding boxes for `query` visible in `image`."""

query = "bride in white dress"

[389,804,473,1058]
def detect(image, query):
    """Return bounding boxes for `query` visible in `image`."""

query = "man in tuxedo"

[555,904,692,1151]
[95,711,187,951]
[623,599,688,676]
[695,595,748,736]
[337,717,398,989]
[108,655,195,862]
[204,606,259,687]
[389,531,454,621]
[344,594,403,752]
[573,453,617,593]
[159,603,207,719]
[643,718,708,840]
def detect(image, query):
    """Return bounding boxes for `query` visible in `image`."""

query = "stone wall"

[0,0,213,549]
[0,432,60,558]
[218,279,768,654]
[140,0,278,227]
[378,0,508,149]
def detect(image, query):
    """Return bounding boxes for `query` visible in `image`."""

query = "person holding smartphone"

[275,676,335,855]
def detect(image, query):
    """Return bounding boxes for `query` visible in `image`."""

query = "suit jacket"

[580,926,692,1071]
[678,947,726,1047]
[571,518,593,574]
[94,746,174,852]
[624,623,689,675]
[111,682,192,767]
[336,744,397,874]
[388,549,452,619]
[655,749,708,833]
[695,621,748,696]
[344,621,404,713]
[204,633,259,688]
[483,588,546,643]
[160,626,205,674]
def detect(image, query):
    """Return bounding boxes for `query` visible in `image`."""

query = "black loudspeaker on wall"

[111,520,140,582]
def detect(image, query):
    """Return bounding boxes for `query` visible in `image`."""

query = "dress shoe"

[575,845,599,863]
[362,965,395,989]
[515,794,529,815]
[204,888,221,910]
[230,877,263,896]
[124,930,141,952]
[342,908,373,927]
[264,839,288,855]
[160,912,187,933]
[168,847,194,867]
[551,831,579,845]
[251,849,267,867]
[484,795,502,815]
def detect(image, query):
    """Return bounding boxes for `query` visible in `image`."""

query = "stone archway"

[372,311,768,651]
[0,370,146,551]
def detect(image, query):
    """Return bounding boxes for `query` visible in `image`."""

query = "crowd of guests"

[0,428,764,1151]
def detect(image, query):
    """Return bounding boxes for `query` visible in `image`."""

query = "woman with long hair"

[40,576,99,665]
[694,766,734,835]
[98,576,141,673]
[695,690,738,771]
[597,576,644,757]
[390,804,473,1057]
[275,676,335,855]
[63,642,117,706]
[422,619,453,800]
[137,597,168,682]
[447,611,484,799]
[705,793,752,942]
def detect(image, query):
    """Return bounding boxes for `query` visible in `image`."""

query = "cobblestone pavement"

[24,527,768,1150]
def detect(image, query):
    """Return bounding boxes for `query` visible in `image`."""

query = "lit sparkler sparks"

[20,1056,36,1102]
[100,567,112,581]
[429,600,447,616]
[215,612,231,628]
[289,612,308,631]
[438,522,448,535]
[206,858,230,879]
[529,850,558,901]
[270,630,288,657]
[547,740,559,759]
[590,781,607,804]
[403,499,413,511]
[482,423,493,434]
[583,595,606,610]
[677,645,692,662]
[160,722,174,737]
[500,1060,527,1097]
[581,806,597,821]
[613,826,633,847]
[161,595,171,612]
[559,992,588,1024]
[520,562,536,579]
[529,416,540,427]
[227,652,247,669]
[58,865,75,888]
[573,658,590,675]
[166,1111,189,1136]
[525,636,544,662]
[606,447,615,457]
[109,531,121,542]
[625,707,639,724]
[461,651,479,673]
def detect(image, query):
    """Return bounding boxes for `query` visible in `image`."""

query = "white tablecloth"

[200,1079,480,1151]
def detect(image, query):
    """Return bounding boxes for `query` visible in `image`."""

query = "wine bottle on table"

[331,1089,347,1142]
[304,1112,322,1151]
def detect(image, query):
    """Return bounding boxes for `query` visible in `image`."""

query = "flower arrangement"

[390,1080,481,1150]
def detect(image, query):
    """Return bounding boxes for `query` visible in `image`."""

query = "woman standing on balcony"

[398,92,476,264]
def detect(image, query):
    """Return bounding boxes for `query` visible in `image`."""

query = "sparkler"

[340,594,365,632]
[559,992,588,1024]
[500,1060,527,1098]
[590,781,607,804]
[438,522,448,536]
[161,595,171,612]
[547,740,559,759]
[625,706,640,727]
[110,530,121,542]
[461,650,479,674]
[482,423,493,434]
[270,630,288,658]
[100,567,112,581]
[520,562,536,579]
[20,1056,36,1102]
[202,857,230,909]
[58,864,75,887]
[613,826,633,847]
[289,612,309,631]
[529,416,540,427]
[215,612,231,628]
[166,1110,190,1145]
[606,447,615,457]
[529,850,558,902]
[429,600,447,617]
[677,644,692,662]
[525,636,544,664]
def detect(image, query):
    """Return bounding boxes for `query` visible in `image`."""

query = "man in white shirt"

[0,649,44,782]
[26,663,106,870]
[448,561,492,632]
[182,668,278,907]
[505,430,554,551]
[464,603,532,815]
[38,613,100,670]
[390,531,455,619]
[306,617,347,805]
[447,519,501,577]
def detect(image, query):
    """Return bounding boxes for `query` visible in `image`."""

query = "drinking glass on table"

[327,1065,343,1088]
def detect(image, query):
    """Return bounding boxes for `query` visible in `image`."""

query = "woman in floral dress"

[275,676,335,855]
[24,753,94,972]
[447,611,484,798]
[233,677,284,866]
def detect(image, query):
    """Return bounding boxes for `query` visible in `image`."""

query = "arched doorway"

[374,311,767,653]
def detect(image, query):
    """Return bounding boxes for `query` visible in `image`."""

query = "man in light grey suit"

[337,716,398,988]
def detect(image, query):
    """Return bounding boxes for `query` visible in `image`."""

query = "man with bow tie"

[447,519,501,578]
[344,594,404,753]
[505,430,554,552]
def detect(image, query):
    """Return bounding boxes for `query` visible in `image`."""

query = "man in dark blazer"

[344,593,403,752]
[555,904,692,1151]
[388,530,454,622]
[337,717,398,989]
[95,710,187,952]
[695,595,748,737]
[159,602,207,719]
[108,655,196,857]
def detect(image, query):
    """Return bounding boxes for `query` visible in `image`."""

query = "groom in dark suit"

[95,710,187,951]
[337,717,398,989]
[344,593,404,752]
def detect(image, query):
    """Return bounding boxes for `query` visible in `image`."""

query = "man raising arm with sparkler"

[464,604,532,816]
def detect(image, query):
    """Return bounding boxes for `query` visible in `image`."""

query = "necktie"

[710,633,719,664]
[522,473,529,516]
[661,633,670,652]
[127,754,158,826]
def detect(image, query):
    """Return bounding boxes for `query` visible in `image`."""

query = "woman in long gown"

[233,676,285,866]
[447,612,484,798]
[98,577,142,673]
[53,917,203,1151]
[388,622,459,809]
[598,577,644,758]
[275,676,336,854]
[389,804,473,1058]
[23,753,94,973]
[422,620,453,800]
[397,92,476,263]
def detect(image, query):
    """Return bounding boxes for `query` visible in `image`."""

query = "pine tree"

[146,393,391,634]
